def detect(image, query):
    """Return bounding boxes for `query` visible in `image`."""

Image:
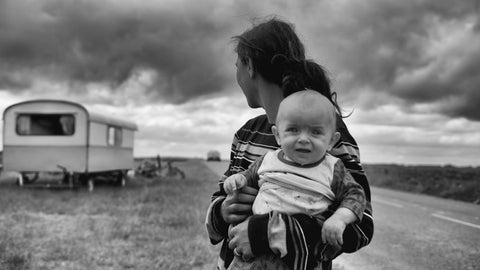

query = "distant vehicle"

[2,99,138,190]
[207,150,221,161]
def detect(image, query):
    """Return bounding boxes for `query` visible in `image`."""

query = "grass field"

[0,159,220,270]
[1,158,478,270]
[364,164,480,204]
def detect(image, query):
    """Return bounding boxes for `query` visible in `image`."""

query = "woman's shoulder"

[335,114,358,147]
[235,114,278,150]
[332,115,361,164]
[239,114,272,133]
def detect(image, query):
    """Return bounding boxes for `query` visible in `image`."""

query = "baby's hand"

[321,215,347,249]
[223,174,247,194]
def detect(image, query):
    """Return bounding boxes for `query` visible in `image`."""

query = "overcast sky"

[1,0,479,166]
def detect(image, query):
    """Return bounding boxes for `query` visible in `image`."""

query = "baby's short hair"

[276,90,337,131]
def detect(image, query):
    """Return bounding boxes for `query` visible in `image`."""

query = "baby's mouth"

[295,148,311,153]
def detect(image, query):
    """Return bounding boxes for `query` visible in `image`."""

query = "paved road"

[335,187,480,270]
[204,161,480,270]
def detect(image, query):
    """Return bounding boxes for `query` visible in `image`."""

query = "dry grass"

[364,164,480,203]
[0,159,220,270]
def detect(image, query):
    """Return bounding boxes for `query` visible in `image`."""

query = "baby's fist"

[321,216,347,249]
[223,174,247,194]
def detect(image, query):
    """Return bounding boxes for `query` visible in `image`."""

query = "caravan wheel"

[78,174,89,185]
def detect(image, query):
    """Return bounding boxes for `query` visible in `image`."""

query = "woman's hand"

[228,217,254,260]
[221,186,258,224]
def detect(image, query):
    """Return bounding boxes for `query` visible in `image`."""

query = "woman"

[205,17,373,270]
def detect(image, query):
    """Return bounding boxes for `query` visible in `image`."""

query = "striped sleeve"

[205,134,239,244]
[330,116,374,253]
[230,130,278,173]
[330,159,366,221]
[205,115,277,247]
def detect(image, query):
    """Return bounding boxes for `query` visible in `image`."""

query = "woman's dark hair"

[233,17,305,86]
[233,16,343,116]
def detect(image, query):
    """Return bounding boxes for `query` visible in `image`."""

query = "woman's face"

[236,56,260,108]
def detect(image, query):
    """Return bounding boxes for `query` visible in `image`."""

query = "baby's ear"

[329,131,341,150]
[271,125,281,146]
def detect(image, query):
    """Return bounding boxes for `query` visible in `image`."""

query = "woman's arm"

[329,159,366,224]
[246,204,373,269]
[321,159,366,249]
[205,134,239,244]
[205,134,263,244]
[330,117,373,253]
[205,175,230,244]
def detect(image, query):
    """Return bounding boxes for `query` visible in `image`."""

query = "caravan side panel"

[87,122,135,172]
[3,146,87,172]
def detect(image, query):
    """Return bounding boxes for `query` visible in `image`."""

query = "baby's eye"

[286,127,298,132]
[312,129,322,135]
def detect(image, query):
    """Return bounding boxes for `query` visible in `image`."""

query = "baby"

[224,90,366,269]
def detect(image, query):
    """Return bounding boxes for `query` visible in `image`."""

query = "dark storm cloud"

[1,0,479,121]
[319,0,480,120]
[0,0,236,103]
[0,73,31,89]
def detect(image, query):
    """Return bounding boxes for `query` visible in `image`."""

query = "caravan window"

[16,114,75,136]
[107,126,122,146]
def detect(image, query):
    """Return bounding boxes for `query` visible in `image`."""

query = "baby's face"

[274,105,337,166]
